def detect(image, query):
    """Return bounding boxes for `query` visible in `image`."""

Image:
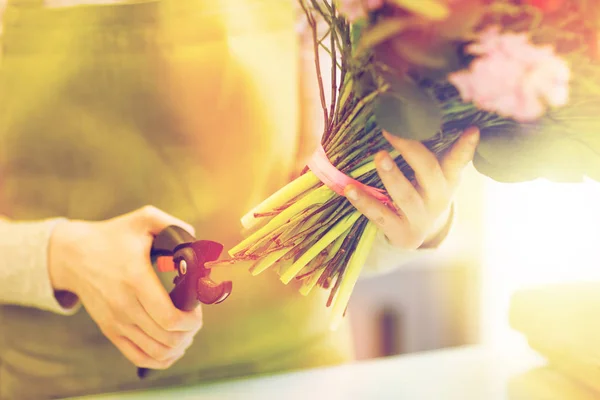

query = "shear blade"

[189,240,224,264]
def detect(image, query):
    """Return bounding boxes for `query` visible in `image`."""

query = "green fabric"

[0,1,354,398]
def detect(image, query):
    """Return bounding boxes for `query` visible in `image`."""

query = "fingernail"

[345,186,359,201]
[378,153,394,172]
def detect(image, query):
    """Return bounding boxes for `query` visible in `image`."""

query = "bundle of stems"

[212,0,508,328]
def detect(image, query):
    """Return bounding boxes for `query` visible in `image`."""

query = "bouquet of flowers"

[211,0,600,328]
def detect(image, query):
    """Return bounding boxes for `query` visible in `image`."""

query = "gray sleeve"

[0,218,81,315]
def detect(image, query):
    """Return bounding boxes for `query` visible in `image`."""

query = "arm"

[0,217,80,314]
[0,207,204,369]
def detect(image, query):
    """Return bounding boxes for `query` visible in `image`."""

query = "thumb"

[440,127,480,186]
[129,205,196,237]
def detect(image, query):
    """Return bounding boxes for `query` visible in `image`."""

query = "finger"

[112,335,183,370]
[374,151,428,228]
[129,297,192,349]
[132,205,196,236]
[344,185,414,248]
[383,131,448,204]
[440,127,480,187]
[134,270,204,332]
[119,324,193,362]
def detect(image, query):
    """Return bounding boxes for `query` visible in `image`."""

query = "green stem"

[250,247,293,276]
[299,227,350,296]
[230,184,335,256]
[337,76,353,118]
[299,267,328,296]
[240,171,320,230]
[329,221,378,330]
[325,87,386,152]
[242,206,316,256]
[280,211,361,284]
[347,150,400,178]
[279,199,350,247]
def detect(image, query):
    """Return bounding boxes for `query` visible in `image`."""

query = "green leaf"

[391,37,448,69]
[374,77,443,141]
[356,18,414,54]
[476,128,541,167]
[474,124,600,183]
[472,152,539,183]
[389,0,450,21]
[467,95,600,183]
[413,43,462,79]
[435,1,486,39]
[351,20,367,49]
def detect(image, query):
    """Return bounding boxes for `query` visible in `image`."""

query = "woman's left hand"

[344,127,480,249]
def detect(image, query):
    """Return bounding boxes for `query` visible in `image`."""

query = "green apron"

[0,1,354,398]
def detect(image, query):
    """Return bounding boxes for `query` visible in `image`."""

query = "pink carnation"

[337,0,384,23]
[448,27,571,122]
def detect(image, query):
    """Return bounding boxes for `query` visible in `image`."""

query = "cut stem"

[250,247,293,276]
[299,227,350,296]
[240,172,320,230]
[280,211,361,284]
[230,184,335,256]
[329,221,378,330]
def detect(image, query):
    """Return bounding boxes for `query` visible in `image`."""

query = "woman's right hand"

[47,206,203,370]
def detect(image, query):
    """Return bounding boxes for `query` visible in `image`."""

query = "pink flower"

[448,27,571,122]
[337,0,384,23]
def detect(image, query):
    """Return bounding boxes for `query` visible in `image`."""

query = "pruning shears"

[137,225,232,379]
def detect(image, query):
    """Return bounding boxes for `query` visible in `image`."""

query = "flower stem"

[280,211,361,284]
[250,247,293,276]
[240,172,320,230]
[329,221,378,330]
[347,150,400,178]
[325,88,386,152]
[230,184,335,256]
[299,228,349,296]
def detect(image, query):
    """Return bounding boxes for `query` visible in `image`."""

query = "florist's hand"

[48,206,202,370]
[344,127,480,249]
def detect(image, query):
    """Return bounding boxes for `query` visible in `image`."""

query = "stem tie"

[308,145,393,207]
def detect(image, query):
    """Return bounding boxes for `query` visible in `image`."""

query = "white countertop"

[74,345,598,400]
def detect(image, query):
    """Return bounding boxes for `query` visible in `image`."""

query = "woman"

[0,0,478,398]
